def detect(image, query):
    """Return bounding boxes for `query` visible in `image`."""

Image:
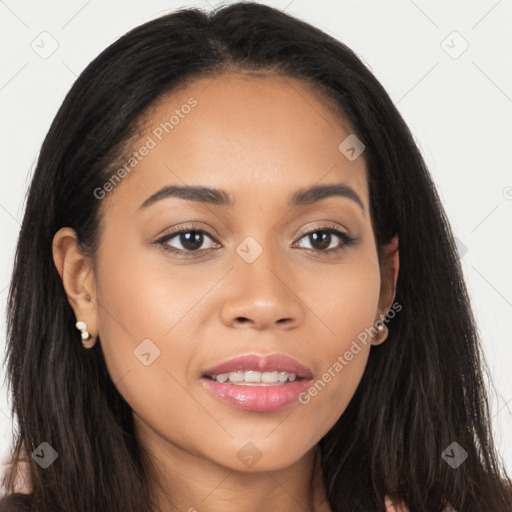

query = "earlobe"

[372,235,399,346]
[52,227,98,341]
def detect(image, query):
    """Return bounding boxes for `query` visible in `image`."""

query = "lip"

[200,353,314,412]
[201,378,311,412]
[201,353,314,379]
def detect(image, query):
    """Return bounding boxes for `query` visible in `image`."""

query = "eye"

[293,223,356,254]
[155,226,220,256]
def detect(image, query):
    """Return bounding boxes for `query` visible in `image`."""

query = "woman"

[1,2,511,511]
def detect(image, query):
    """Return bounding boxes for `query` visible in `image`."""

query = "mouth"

[200,353,313,412]
[201,352,313,383]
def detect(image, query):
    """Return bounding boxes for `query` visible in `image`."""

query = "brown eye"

[157,228,219,255]
[294,225,356,254]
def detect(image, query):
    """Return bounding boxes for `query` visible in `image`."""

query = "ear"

[52,227,98,338]
[376,234,399,318]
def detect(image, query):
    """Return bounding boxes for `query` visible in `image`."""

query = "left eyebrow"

[137,182,365,214]
[290,183,365,214]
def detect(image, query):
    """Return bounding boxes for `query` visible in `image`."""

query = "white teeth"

[244,370,261,382]
[261,371,279,383]
[228,371,244,382]
[211,370,298,385]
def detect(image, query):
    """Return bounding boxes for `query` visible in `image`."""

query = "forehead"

[100,72,369,217]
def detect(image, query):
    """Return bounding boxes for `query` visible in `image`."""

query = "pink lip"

[201,353,314,379]
[200,353,314,412]
[201,378,311,412]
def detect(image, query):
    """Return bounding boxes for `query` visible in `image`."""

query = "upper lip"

[202,353,314,379]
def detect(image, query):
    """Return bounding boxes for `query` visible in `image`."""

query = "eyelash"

[154,222,357,258]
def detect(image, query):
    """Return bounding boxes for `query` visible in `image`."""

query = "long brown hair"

[2,2,511,511]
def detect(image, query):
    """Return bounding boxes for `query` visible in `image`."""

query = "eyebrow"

[138,182,365,213]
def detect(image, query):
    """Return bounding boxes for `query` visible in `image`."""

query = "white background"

[1,0,511,476]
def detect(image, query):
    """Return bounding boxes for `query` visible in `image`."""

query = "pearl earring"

[75,321,96,349]
[372,323,389,346]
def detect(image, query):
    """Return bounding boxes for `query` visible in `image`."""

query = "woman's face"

[78,73,395,472]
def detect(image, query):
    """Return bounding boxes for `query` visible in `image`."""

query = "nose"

[220,240,304,331]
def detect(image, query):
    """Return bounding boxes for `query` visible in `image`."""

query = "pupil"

[181,231,203,251]
[311,231,330,250]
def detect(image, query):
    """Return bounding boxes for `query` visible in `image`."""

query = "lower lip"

[201,377,312,412]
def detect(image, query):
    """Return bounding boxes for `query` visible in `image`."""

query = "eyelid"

[153,221,218,240]
[294,220,350,240]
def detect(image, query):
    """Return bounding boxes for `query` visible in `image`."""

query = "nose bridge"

[220,230,303,328]
[236,232,287,297]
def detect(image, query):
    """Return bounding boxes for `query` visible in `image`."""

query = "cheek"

[92,235,218,408]
[94,232,205,346]
[92,237,189,396]
[311,248,382,346]
[93,249,204,445]
[299,252,381,430]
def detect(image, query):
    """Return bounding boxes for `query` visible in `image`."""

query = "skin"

[52,72,399,512]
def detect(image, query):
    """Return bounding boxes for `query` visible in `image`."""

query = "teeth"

[278,371,289,382]
[211,370,298,385]
[228,371,244,382]
[261,371,279,383]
